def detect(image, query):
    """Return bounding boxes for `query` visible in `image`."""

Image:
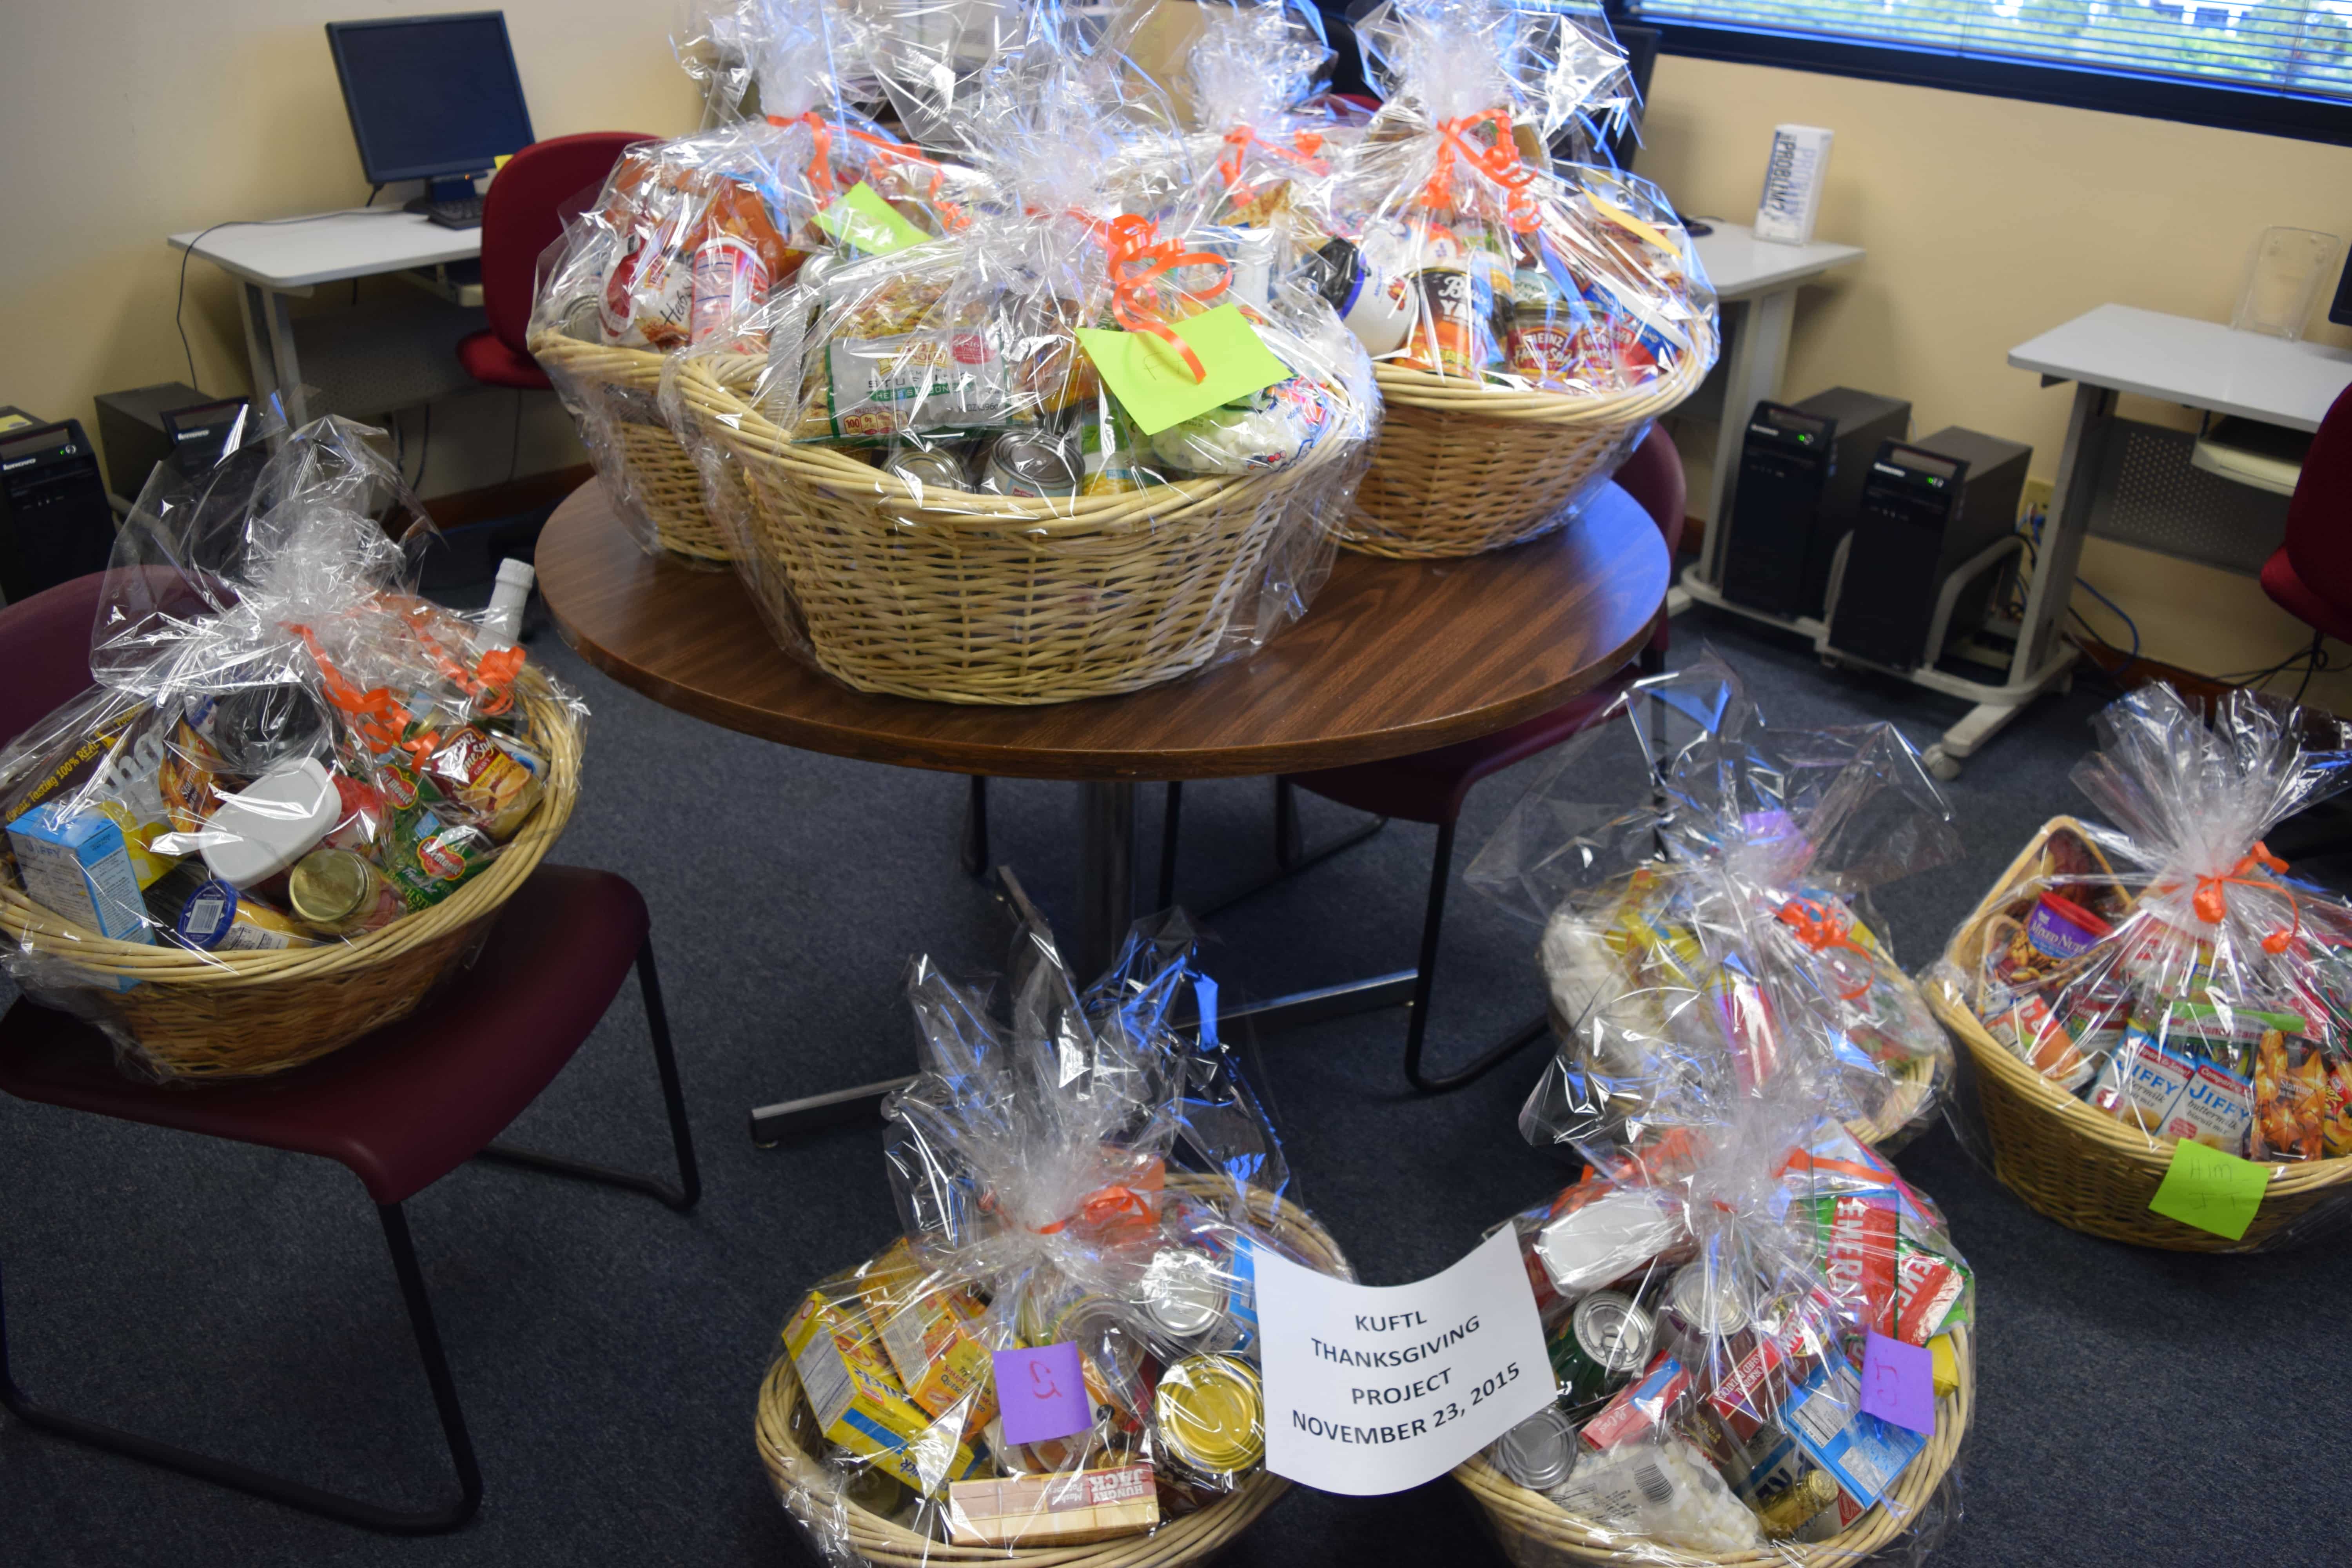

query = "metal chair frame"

[0,938,698,1535]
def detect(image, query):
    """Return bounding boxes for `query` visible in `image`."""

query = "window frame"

[1614,5,2352,147]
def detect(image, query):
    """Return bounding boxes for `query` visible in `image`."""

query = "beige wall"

[1635,56,2352,707]
[8,15,2352,696]
[0,2,700,499]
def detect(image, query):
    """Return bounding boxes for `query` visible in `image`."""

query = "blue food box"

[7,801,156,951]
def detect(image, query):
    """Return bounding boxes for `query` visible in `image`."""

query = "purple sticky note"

[993,1342,1090,1445]
[1859,1332,1935,1436]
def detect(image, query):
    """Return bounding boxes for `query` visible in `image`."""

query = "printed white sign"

[1254,1227,1555,1495]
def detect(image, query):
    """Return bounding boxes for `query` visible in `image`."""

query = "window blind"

[1626,0,2352,105]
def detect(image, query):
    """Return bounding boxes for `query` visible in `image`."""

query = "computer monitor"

[325,13,533,189]
[2331,245,2352,330]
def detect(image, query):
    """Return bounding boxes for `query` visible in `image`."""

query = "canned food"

[1141,1249,1234,1348]
[1548,1291,1655,1413]
[982,430,1080,499]
[288,848,401,936]
[1491,1403,1580,1492]
[1663,1262,1755,1379]
[1154,1354,1263,1477]
[886,446,971,493]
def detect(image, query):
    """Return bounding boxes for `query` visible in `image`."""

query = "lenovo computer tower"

[94,383,249,502]
[1718,387,1908,621]
[1825,425,2031,672]
[0,418,115,602]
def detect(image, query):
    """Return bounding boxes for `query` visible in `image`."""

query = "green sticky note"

[1074,305,1289,437]
[814,182,929,256]
[2148,1138,2270,1240]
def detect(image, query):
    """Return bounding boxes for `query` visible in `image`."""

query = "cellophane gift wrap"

[1468,656,1962,1152]
[1149,0,1349,245]
[756,897,1352,1563]
[662,4,1376,702]
[1469,1035,1972,1564]
[0,416,584,1078]
[1305,0,1715,396]
[1929,681,2352,1241]
[531,0,987,557]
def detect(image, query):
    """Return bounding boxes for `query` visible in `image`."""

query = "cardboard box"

[946,1464,1159,1548]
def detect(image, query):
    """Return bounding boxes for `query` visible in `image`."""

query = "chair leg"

[476,936,701,1212]
[1158,781,1183,912]
[0,1203,482,1534]
[1195,789,1390,922]
[959,775,990,879]
[1402,820,1551,1094]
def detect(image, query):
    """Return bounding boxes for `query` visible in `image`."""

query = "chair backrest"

[2284,382,2352,614]
[1615,423,1687,557]
[0,571,109,748]
[479,131,654,356]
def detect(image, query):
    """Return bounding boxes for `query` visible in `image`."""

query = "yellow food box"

[870,1246,999,1436]
[1928,1334,1959,1398]
[783,1287,984,1496]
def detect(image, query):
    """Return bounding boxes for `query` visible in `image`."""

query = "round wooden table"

[538,477,1665,1134]
[537,476,1667,969]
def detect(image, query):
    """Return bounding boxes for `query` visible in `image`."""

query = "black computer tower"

[1826,425,2032,672]
[0,419,116,603]
[94,383,248,502]
[1718,387,1909,621]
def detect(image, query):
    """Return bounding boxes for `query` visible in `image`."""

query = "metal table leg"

[264,287,309,425]
[1074,780,1137,983]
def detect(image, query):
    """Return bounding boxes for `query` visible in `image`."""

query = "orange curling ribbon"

[1419,108,1540,232]
[769,114,969,232]
[288,623,420,761]
[1776,897,1874,1002]
[1216,125,1328,211]
[1029,1183,1159,1239]
[1105,214,1232,385]
[2190,841,2303,955]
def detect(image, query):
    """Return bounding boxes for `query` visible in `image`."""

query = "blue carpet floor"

[2,587,2344,1568]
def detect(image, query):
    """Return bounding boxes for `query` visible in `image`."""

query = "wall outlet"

[2020,476,2053,526]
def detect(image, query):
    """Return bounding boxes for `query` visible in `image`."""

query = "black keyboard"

[405,193,484,230]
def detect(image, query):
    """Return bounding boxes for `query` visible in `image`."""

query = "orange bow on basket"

[1776,897,1875,1002]
[1105,214,1233,385]
[1419,107,1540,232]
[768,113,970,231]
[1216,125,1327,212]
[2190,840,2303,955]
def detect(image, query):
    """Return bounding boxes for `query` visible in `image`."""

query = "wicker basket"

[1343,337,1714,561]
[675,360,1362,705]
[0,671,581,1081]
[1931,815,2352,1250]
[1457,1325,1971,1568]
[753,1175,1349,1567]
[531,332,738,563]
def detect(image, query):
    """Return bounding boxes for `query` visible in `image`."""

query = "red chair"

[2259,382,2352,648]
[456,131,653,392]
[1160,426,1688,1091]
[0,572,697,1534]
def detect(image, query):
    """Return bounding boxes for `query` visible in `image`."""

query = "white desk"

[1688,222,1867,535]
[169,211,485,425]
[1906,304,2352,775]
[2009,304,2352,432]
